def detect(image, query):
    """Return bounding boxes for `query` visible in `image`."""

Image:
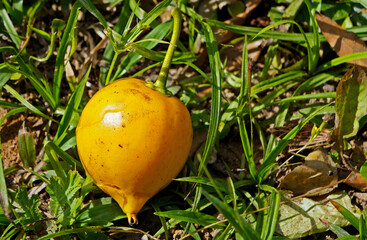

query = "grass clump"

[1,0,367,239]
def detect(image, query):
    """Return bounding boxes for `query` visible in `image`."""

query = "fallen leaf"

[316,13,367,68]
[332,66,367,151]
[276,191,360,239]
[279,149,338,196]
[344,171,367,191]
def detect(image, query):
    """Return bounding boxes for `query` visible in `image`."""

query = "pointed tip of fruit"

[127,213,138,226]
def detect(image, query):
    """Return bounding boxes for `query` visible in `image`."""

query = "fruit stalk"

[153,7,182,94]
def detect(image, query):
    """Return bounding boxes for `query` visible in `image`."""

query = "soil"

[0,109,45,169]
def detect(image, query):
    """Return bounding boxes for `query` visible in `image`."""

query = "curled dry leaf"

[315,13,367,68]
[344,171,367,192]
[279,149,338,196]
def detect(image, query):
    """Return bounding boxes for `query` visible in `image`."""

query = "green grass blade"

[0,137,12,223]
[239,35,249,104]
[53,1,81,107]
[251,19,312,73]
[263,191,281,240]
[45,141,83,170]
[176,176,251,190]
[0,107,28,127]
[252,71,306,95]
[36,227,104,240]
[3,85,56,122]
[259,42,279,82]
[3,0,23,27]
[206,19,321,43]
[30,27,51,40]
[272,92,336,105]
[0,224,20,239]
[100,1,131,83]
[203,190,261,240]
[0,69,12,87]
[129,0,145,19]
[335,236,359,240]
[265,102,291,157]
[0,100,21,112]
[303,0,320,72]
[360,214,367,240]
[255,193,266,236]
[54,65,91,143]
[330,200,360,231]
[113,20,172,79]
[237,35,258,182]
[259,104,332,183]
[44,142,67,181]
[127,44,195,62]
[0,1,21,48]
[155,210,226,228]
[237,117,257,182]
[186,62,211,82]
[197,22,222,176]
[331,224,351,238]
[295,72,341,95]
[78,0,109,29]
[76,198,124,226]
[122,0,172,45]
[316,52,367,73]
[37,226,155,240]
[1,49,56,108]
[227,177,237,209]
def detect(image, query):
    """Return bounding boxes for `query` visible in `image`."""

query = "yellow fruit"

[76,78,193,224]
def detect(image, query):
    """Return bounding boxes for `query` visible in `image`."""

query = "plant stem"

[153,7,182,92]
[105,52,119,86]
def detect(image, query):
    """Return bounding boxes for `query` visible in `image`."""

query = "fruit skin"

[76,78,193,224]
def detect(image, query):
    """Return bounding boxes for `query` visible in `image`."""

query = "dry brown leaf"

[316,13,367,68]
[344,171,367,191]
[279,149,338,196]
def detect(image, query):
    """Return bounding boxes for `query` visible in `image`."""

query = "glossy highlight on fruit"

[76,78,193,225]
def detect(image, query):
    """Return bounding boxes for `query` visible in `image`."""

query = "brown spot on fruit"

[142,94,151,101]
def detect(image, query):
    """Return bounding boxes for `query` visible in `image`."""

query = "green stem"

[153,7,182,94]
[105,52,119,86]
[30,32,56,62]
